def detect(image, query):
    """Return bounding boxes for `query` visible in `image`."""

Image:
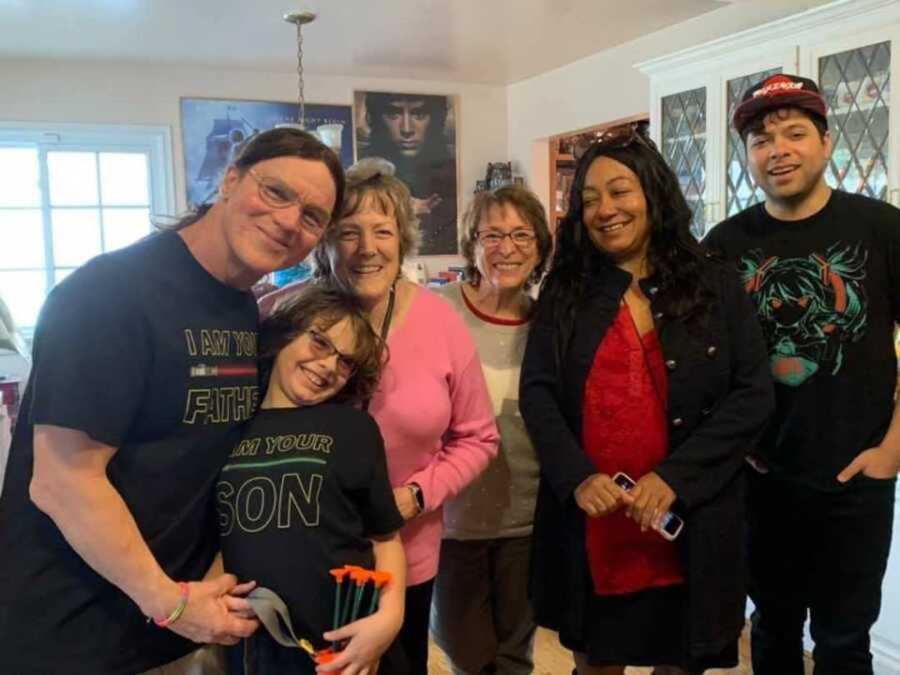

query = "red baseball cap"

[733,74,828,136]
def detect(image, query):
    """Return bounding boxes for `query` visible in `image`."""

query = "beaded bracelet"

[152,581,190,628]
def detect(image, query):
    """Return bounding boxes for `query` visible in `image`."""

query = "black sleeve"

[655,267,775,511]
[28,257,151,448]
[519,304,596,505]
[356,416,404,537]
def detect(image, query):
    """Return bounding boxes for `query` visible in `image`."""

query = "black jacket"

[519,257,774,658]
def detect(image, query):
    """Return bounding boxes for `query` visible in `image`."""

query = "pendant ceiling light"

[277,11,343,152]
[279,11,316,131]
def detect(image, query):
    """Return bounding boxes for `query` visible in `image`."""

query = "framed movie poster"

[180,97,353,208]
[354,91,458,255]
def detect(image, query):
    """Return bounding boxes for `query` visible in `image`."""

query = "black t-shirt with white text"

[0,231,260,674]
[705,190,900,490]
[218,404,402,657]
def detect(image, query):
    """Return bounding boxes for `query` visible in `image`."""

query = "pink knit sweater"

[369,287,499,585]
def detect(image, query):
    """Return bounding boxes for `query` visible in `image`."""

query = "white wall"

[0,59,509,274]
[506,0,831,207]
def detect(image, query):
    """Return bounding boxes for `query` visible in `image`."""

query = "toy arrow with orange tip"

[348,567,370,624]
[301,640,341,671]
[338,565,363,627]
[329,567,351,639]
[314,647,339,666]
[367,570,393,615]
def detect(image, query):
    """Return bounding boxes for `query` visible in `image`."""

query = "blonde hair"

[312,158,421,282]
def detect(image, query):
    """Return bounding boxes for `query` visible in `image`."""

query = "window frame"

[0,122,175,333]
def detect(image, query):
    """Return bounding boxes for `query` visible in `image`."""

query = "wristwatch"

[407,482,425,514]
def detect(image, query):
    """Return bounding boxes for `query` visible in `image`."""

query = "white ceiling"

[0,0,739,84]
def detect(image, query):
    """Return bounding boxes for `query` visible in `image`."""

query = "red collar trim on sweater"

[460,285,530,326]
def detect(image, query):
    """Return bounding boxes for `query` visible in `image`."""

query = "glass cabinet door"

[818,40,891,200]
[724,67,783,218]
[661,87,707,239]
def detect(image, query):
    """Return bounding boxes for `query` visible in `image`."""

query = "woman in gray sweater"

[432,185,552,675]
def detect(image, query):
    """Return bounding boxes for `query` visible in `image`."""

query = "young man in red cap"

[705,74,900,675]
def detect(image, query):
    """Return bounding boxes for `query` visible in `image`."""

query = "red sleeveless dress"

[581,304,684,595]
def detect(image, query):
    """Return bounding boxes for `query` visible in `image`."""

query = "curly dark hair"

[259,283,387,405]
[538,131,715,366]
[459,185,553,290]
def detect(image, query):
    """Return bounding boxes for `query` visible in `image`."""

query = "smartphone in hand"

[612,471,684,541]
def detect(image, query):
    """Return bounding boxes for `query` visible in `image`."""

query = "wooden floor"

[428,625,814,674]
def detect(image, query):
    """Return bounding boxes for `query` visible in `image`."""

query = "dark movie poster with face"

[353,91,459,255]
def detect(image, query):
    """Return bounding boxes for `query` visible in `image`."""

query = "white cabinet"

[801,26,900,204]
[652,72,712,239]
[640,0,900,237]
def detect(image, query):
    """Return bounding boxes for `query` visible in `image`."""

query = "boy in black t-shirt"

[219,284,405,675]
[705,74,900,675]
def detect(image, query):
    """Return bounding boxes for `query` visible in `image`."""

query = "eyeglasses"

[247,168,330,237]
[305,327,358,379]
[572,123,658,160]
[475,229,537,249]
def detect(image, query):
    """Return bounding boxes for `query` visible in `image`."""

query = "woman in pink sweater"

[309,158,499,674]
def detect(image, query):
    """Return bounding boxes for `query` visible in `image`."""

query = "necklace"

[362,280,396,412]
[379,280,397,342]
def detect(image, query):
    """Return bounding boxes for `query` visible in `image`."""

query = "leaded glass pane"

[819,40,890,200]
[726,68,782,217]
[661,87,707,239]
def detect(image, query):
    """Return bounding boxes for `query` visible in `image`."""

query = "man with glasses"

[705,74,900,675]
[0,128,344,675]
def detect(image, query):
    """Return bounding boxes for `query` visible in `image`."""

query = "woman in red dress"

[520,126,774,674]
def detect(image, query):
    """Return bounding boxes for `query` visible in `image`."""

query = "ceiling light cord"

[295,19,305,127]
[283,11,317,130]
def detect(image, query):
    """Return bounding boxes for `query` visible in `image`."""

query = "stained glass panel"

[819,41,890,200]
[661,87,707,239]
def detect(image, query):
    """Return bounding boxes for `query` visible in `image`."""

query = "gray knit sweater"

[436,282,539,540]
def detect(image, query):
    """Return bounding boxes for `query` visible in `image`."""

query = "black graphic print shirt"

[705,190,900,490]
[0,231,260,674]
[218,404,403,650]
